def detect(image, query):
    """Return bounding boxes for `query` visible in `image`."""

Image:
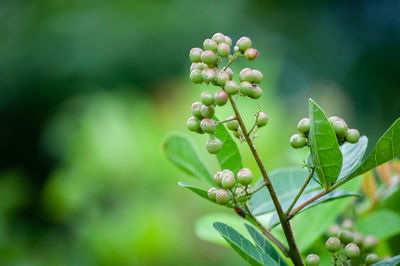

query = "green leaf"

[178,181,213,201]
[308,98,343,188]
[337,136,368,181]
[163,133,214,184]
[213,222,277,266]
[214,117,243,173]
[371,255,400,266]
[347,118,400,180]
[244,224,288,266]
[356,209,400,240]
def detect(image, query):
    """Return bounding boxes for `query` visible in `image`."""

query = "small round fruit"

[201,50,217,65]
[236,37,252,51]
[338,230,354,244]
[215,71,230,86]
[327,224,340,237]
[224,80,240,95]
[297,118,310,134]
[208,187,218,201]
[365,254,379,265]
[201,91,215,106]
[237,168,253,185]
[206,137,223,154]
[217,42,230,57]
[239,68,254,82]
[224,35,232,47]
[214,171,222,187]
[190,70,203,84]
[352,232,364,246]
[203,39,217,52]
[200,105,215,118]
[200,118,217,134]
[187,116,201,132]
[202,68,217,82]
[221,170,235,189]
[344,243,360,259]
[252,70,263,84]
[328,116,342,125]
[212,33,226,44]
[189,48,203,62]
[214,90,228,106]
[235,187,246,197]
[333,120,348,137]
[290,134,307,148]
[305,254,320,266]
[325,237,341,253]
[240,81,253,96]
[225,67,233,79]
[250,86,263,99]
[363,235,378,251]
[216,189,231,204]
[244,48,259,60]
[190,62,206,72]
[191,102,203,118]
[341,219,354,231]
[226,117,239,131]
[346,129,360,143]
[257,112,269,127]
[234,45,239,53]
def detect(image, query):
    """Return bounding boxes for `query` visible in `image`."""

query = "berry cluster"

[290,116,360,149]
[207,168,254,205]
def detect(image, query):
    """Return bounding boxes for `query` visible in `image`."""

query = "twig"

[285,168,314,216]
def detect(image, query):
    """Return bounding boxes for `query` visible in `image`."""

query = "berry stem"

[235,180,266,200]
[247,111,260,137]
[217,116,237,124]
[285,168,314,216]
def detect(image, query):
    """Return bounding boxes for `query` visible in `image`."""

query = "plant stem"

[285,168,314,216]
[227,95,304,265]
[217,116,237,124]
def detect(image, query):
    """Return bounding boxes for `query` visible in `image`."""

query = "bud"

[244,48,259,60]
[206,137,223,154]
[200,118,217,134]
[216,189,231,204]
[224,35,232,47]
[338,230,354,244]
[190,70,203,84]
[200,105,215,118]
[327,224,340,237]
[201,50,217,65]
[346,129,360,144]
[187,116,201,132]
[217,42,230,57]
[290,134,307,148]
[240,81,253,96]
[212,33,226,44]
[234,45,239,53]
[214,171,222,187]
[189,47,203,62]
[208,187,218,201]
[215,71,230,86]
[221,170,236,189]
[257,112,269,127]
[297,118,310,134]
[214,90,228,106]
[226,117,239,131]
[328,116,343,125]
[341,219,354,231]
[236,37,252,52]
[224,80,240,95]
[202,68,217,82]
[365,254,379,265]
[201,91,215,106]
[325,237,341,253]
[190,62,206,72]
[344,243,360,259]
[235,187,246,197]
[352,232,364,246]
[362,235,378,251]
[203,39,217,52]
[305,254,320,266]
[252,70,263,84]
[333,120,349,137]
[250,85,263,99]
[237,168,253,185]
[191,102,203,118]
[225,67,233,79]
[239,68,254,82]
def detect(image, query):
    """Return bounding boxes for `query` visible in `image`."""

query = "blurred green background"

[0,0,399,265]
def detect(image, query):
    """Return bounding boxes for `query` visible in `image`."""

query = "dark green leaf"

[214,117,243,173]
[213,222,277,266]
[245,224,288,266]
[308,98,343,188]
[164,133,214,184]
[178,181,220,204]
[371,255,400,266]
[347,118,400,180]
[337,136,368,182]
[356,209,400,240]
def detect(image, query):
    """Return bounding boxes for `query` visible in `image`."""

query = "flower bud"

[362,235,378,251]
[217,42,230,57]
[236,37,252,52]
[297,118,310,134]
[305,254,320,266]
[234,45,239,52]
[190,62,206,72]
[225,67,233,79]
[344,243,360,259]
[208,187,218,201]
[346,129,360,143]
[327,224,340,237]
[257,112,269,127]
[237,168,253,185]
[333,120,348,137]
[190,70,203,84]
[201,91,215,106]
[338,230,354,244]
[365,254,379,265]
[212,33,226,44]
[202,68,217,82]
[341,219,354,231]
[200,118,217,134]
[250,85,263,99]
[328,116,343,125]
[191,102,203,118]
[203,39,217,52]
[244,48,259,60]
[224,35,232,47]
[239,68,254,82]
[290,134,307,148]
[224,80,240,95]
[216,71,230,86]
[226,117,239,131]
[221,170,236,189]
[216,189,231,204]
[206,137,223,154]
[187,116,201,132]
[240,81,253,96]
[214,171,222,187]
[201,50,217,65]
[200,105,215,118]
[189,48,203,62]
[352,232,364,246]
[325,237,341,253]
[214,90,228,106]
[252,70,263,84]
[235,187,246,197]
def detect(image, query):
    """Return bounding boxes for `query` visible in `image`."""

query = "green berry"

[202,68,216,82]
[352,232,364,246]
[240,81,253,96]
[297,118,310,134]
[237,168,253,185]
[203,39,217,52]
[236,37,252,52]
[221,170,236,189]
[212,33,226,44]
[216,189,231,204]
[250,85,263,99]
[338,230,354,244]
[217,42,230,57]
[257,112,269,127]
[365,254,379,265]
[328,116,342,125]
[201,50,217,65]
[206,137,223,154]
[234,45,239,53]
[325,237,341,253]
[200,118,216,134]
[189,47,203,62]
[252,70,263,84]
[235,187,246,197]
[187,116,201,132]
[214,90,228,106]
[341,219,354,231]
[191,102,203,118]
[305,254,320,266]
[224,35,232,47]
[244,48,259,60]
[200,105,215,118]
[208,187,218,201]
[346,129,360,143]
[290,134,307,148]
[226,117,239,131]
[363,235,378,251]
[239,68,254,82]
[224,80,240,95]
[214,171,222,187]
[190,70,203,84]
[333,120,348,137]
[216,71,230,86]
[190,62,206,72]
[345,243,360,259]
[327,224,340,237]
[225,67,233,79]
[201,91,215,106]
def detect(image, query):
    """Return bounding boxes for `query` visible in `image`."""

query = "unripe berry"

[237,168,253,185]
[250,85,263,99]
[214,171,222,187]
[345,243,360,259]
[215,71,230,86]
[214,90,228,106]
[201,91,215,106]
[225,67,233,79]
[217,42,230,57]
[190,62,206,72]
[327,224,340,237]
[190,70,203,84]
[328,116,342,125]
[365,254,379,265]
[333,120,349,137]
[362,235,378,251]
[200,105,215,118]
[252,70,263,84]
[352,232,364,246]
[212,33,226,44]
[203,39,217,52]
[305,254,320,266]
[206,137,223,154]
[221,170,236,189]
[239,68,254,82]
[290,134,307,148]
[341,219,354,231]
[226,117,239,131]
[257,112,269,127]
[200,118,217,134]
[187,116,201,132]
[338,230,354,244]
[234,45,239,53]
[236,37,252,52]
[244,48,259,60]
[208,187,218,201]
[245,185,253,193]
[224,80,240,95]
[216,189,231,204]
[191,102,203,118]
[325,237,341,253]
[297,118,310,134]
[240,81,253,96]
[202,68,217,82]
[235,187,246,197]
[224,35,232,47]
[201,50,217,65]
[346,129,360,143]
[189,48,203,62]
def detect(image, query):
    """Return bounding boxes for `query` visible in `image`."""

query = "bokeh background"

[0,0,399,265]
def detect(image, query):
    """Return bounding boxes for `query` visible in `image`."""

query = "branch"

[285,168,314,216]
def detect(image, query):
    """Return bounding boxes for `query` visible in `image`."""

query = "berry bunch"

[207,168,254,205]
